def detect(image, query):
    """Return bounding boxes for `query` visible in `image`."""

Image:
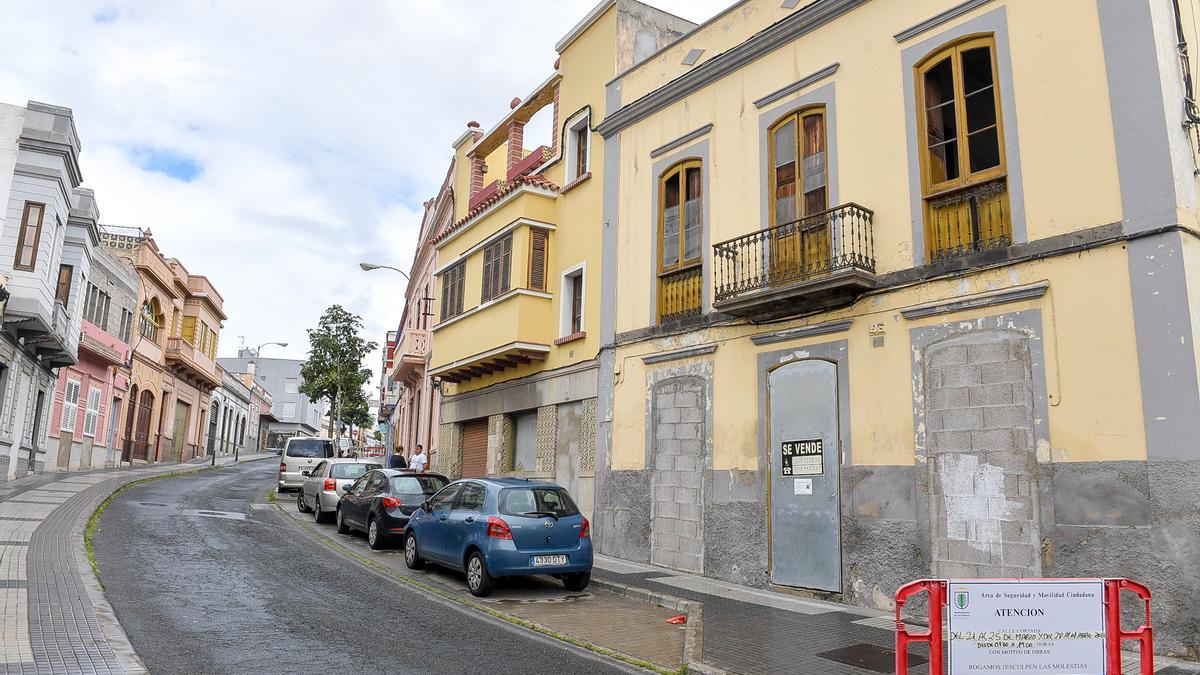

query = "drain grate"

[816,643,921,674]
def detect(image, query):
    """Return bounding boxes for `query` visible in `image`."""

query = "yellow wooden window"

[657,159,703,322]
[916,35,1010,260]
[768,108,829,279]
[182,316,196,343]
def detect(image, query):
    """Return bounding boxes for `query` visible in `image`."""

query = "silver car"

[297,459,381,523]
[278,437,336,491]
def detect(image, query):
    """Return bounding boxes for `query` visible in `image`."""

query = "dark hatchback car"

[336,469,449,550]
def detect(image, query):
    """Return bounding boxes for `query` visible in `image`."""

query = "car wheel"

[335,506,350,534]
[562,571,591,592]
[404,532,425,570]
[296,491,309,513]
[367,518,387,550]
[466,551,494,597]
[313,497,326,523]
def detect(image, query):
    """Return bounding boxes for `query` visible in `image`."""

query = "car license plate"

[532,555,568,567]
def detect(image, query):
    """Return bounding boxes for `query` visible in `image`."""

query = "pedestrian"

[410,444,428,472]
[389,447,408,470]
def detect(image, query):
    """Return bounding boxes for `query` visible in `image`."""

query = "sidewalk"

[0,452,273,674]
[590,554,1200,675]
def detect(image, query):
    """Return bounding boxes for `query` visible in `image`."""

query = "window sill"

[559,172,592,194]
[554,331,586,346]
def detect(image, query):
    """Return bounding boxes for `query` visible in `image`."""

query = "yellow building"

[593,0,1200,657]
[101,227,225,464]
[429,1,694,515]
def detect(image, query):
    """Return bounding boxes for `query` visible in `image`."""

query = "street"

[90,460,632,674]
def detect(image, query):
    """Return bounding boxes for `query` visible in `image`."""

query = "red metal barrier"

[895,578,1153,675]
[895,578,946,675]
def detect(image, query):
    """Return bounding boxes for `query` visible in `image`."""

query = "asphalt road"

[91,460,630,674]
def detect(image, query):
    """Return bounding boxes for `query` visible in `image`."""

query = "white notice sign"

[948,579,1107,675]
[793,478,812,495]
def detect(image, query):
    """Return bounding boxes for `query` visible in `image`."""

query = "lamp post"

[359,262,410,280]
[254,341,287,358]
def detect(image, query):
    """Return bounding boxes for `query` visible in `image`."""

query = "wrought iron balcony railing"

[713,202,875,304]
[926,177,1011,262]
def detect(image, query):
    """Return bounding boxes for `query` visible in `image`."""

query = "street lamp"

[255,341,287,357]
[359,261,410,280]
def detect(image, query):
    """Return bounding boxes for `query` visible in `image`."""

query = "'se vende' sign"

[948,579,1106,675]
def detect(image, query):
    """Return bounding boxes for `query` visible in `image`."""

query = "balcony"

[429,290,552,384]
[712,202,876,321]
[6,298,76,367]
[166,337,220,389]
[926,177,1011,262]
[391,328,430,385]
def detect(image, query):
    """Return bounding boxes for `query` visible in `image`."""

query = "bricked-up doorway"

[924,331,1041,578]
[460,419,488,478]
[649,376,706,573]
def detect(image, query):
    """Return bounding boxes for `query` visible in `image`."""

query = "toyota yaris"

[403,478,592,597]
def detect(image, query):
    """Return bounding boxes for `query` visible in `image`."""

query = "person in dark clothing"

[389,447,408,469]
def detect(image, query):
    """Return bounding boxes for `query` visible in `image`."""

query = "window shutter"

[529,231,546,291]
[481,253,493,302]
[499,235,511,294]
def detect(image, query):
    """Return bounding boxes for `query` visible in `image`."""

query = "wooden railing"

[926,177,1011,262]
[713,202,875,303]
[658,265,703,323]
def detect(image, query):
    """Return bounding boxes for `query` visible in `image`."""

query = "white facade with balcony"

[0,101,98,480]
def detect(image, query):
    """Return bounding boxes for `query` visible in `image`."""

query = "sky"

[0,0,730,391]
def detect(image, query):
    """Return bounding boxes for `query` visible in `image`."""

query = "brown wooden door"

[135,390,154,461]
[460,419,488,478]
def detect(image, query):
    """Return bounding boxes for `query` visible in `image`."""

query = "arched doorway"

[123,385,139,463]
[134,390,154,461]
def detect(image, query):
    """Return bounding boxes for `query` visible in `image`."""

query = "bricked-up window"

[916,35,1011,260]
[528,230,547,291]
[55,265,73,305]
[440,263,465,321]
[15,202,45,271]
[481,235,512,303]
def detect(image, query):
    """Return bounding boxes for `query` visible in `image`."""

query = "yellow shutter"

[182,316,196,343]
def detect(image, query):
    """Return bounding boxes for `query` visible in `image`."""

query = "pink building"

[47,246,139,470]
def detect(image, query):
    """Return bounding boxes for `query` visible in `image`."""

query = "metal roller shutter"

[460,419,488,478]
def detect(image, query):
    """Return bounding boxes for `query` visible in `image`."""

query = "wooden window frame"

[528,230,548,292]
[14,202,45,272]
[767,106,829,228]
[656,159,704,276]
[481,234,513,303]
[915,34,1006,199]
[569,271,584,335]
[55,265,73,306]
[440,263,465,321]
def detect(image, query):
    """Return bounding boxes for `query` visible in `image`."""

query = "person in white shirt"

[409,444,428,472]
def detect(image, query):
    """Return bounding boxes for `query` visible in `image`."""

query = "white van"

[278,437,335,491]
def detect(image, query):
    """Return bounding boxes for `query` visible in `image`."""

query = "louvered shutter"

[499,235,512,294]
[529,230,546,291]
[481,251,493,302]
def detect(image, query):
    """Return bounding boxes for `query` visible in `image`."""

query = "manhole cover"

[181,509,247,521]
[817,643,920,673]
[138,502,170,507]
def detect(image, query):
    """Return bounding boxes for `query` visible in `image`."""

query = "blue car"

[403,478,593,597]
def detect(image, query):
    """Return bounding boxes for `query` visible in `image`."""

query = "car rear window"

[286,439,334,458]
[498,487,579,518]
[331,463,380,479]
[390,476,447,496]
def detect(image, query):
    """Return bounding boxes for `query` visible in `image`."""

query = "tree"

[299,305,377,441]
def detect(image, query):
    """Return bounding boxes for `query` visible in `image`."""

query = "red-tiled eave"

[430,174,558,246]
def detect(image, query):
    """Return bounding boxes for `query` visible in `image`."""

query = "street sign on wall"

[947,579,1107,674]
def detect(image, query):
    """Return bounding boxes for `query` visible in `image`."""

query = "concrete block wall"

[649,376,706,573]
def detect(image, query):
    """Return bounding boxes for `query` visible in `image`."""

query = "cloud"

[0,0,728,396]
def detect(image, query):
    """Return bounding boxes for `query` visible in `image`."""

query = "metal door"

[768,359,842,591]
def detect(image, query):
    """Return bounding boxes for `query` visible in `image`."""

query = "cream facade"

[594,0,1200,657]
[102,227,225,464]
[429,1,693,516]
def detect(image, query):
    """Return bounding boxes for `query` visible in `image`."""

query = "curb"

[590,576,708,670]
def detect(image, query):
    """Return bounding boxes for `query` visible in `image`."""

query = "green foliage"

[299,305,377,435]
